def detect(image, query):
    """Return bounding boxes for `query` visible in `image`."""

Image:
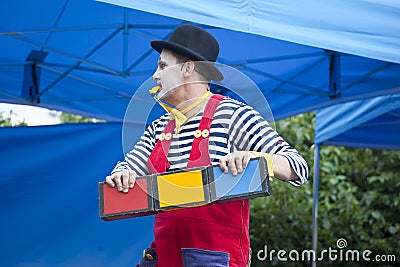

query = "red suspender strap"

[147,120,175,174]
[147,94,225,174]
[187,94,225,169]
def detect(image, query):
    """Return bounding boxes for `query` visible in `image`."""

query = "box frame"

[99,175,155,221]
[209,157,271,203]
[153,166,212,211]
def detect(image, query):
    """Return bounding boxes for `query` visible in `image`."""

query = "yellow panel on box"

[155,168,210,210]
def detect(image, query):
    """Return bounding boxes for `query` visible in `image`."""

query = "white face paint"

[152,50,184,100]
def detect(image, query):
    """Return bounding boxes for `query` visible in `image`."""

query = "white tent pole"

[311,143,321,267]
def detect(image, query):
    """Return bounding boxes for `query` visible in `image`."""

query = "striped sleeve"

[111,116,167,176]
[228,102,308,186]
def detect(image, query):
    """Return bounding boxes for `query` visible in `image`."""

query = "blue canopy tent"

[1,0,400,266]
[0,122,154,266]
[315,94,400,150]
[311,94,400,266]
[1,0,400,121]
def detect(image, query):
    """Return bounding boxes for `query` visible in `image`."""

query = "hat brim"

[151,40,224,81]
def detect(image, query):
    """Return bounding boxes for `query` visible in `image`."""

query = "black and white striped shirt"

[113,97,308,186]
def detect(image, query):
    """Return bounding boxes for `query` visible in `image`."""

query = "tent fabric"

[0,122,154,266]
[99,0,400,64]
[315,94,400,150]
[1,0,400,123]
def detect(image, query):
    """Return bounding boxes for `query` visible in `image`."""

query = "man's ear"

[182,60,196,77]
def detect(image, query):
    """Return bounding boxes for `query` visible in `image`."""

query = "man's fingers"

[242,152,251,169]
[237,152,252,174]
[106,173,123,190]
[228,155,238,176]
[105,174,115,188]
[221,152,252,176]
[129,170,136,188]
[219,154,230,173]
[113,173,123,192]
[235,155,245,174]
[105,170,137,193]
[121,170,130,193]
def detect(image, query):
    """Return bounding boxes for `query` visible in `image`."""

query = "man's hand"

[105,170,136,193]
[219,151,255,176]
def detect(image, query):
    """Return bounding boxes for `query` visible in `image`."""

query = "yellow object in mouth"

[149,86,160,96]
[149,88,211,135]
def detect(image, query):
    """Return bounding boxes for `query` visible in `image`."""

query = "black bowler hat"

[151,24,224,81]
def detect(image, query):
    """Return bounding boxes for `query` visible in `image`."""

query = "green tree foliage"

[60,113,97,123]
[0,111,27,127]
[250,112,400,266]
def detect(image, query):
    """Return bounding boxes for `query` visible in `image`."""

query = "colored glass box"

[153,167,211,211]
[99,176,155,221]
[99,157,270,221]
[209,157,270,203]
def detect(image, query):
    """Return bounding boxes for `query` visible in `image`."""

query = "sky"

[0,103,61,126]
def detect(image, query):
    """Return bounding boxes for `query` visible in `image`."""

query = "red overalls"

[146,94,250,267]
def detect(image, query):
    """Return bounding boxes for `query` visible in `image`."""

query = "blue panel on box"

[212,159,263,199]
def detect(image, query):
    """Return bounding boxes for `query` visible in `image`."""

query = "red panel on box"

[103,178,149,214]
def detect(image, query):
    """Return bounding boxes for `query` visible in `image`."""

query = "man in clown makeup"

[106,24,308,267]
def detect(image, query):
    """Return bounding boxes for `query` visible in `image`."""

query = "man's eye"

[159,63,166,70]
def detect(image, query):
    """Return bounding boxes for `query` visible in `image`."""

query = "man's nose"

[152,68,160,81]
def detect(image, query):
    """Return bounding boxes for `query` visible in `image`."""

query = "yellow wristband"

[249,151,274,179]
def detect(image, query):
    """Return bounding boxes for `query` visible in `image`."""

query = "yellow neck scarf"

[150,86,211,134]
